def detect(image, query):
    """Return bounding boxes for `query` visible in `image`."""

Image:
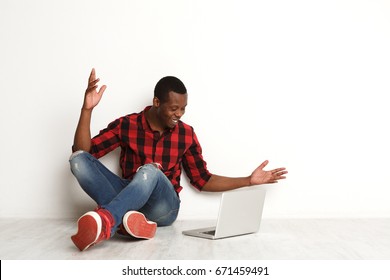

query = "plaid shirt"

[90,106,212,193]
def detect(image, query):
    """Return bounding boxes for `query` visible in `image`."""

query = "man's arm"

[73,108,93,152]
[73,68,107,152]
[202,160,287,192]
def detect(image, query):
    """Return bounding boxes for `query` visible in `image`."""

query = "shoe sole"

[71,211,101,251]
[123,211,157,239]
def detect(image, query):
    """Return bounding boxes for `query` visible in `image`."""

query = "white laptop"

[182,187,266,240]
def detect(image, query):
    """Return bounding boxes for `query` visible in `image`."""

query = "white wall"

[1,0,389,220]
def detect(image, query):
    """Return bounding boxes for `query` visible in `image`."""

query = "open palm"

[250,160,287,185]
[83,68,107,110]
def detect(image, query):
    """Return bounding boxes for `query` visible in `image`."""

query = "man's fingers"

[86,78,105,94]
[259,160,269,170]
[97,85,107,95]
[273,174,287,181]
[86,85,98,92]
[274,171,288,177]
[272,167,286,173]
[89,68,97,82]
[88,78,100,87]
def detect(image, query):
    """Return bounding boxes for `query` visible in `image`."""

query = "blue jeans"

[69,151,180,236]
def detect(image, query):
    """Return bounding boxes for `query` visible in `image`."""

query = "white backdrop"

[0,0,389,220]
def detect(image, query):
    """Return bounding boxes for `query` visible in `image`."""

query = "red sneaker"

[123,211,157,239]
[71,209,113,251]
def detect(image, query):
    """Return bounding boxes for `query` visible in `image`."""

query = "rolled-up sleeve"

[182,130,212,191]
[90,118,122,159]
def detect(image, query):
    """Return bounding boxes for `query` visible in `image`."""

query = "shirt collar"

[141,106,176,134]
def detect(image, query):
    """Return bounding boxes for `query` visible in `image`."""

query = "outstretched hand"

[249,160,288,185]
[82,68,107,110]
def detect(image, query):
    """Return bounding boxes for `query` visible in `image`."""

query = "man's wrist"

[81,107,93,113]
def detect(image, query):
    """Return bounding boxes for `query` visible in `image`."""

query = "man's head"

[154,76,187,103]
[152,76,188,129]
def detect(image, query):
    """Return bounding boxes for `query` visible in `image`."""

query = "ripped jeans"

[69,151,180,236]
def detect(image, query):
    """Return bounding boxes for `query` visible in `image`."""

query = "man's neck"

[145,107,164,134]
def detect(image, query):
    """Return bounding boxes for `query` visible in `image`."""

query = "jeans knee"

[69,151,93,174]
[135,164,161,182]
[136,163,160,172]
[69,150,89,161]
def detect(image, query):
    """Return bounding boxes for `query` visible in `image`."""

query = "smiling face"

[154,91,188,129]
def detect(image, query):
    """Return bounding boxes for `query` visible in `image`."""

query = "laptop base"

[182,227,217,240]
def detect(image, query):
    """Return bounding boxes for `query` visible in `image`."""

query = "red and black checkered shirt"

[90,106,212,193]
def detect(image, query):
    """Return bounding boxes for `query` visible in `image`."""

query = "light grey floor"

[0,218,389,260]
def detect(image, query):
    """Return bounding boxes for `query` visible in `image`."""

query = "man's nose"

[175,111,184,118]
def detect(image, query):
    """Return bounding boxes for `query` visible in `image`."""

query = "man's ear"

[153,97,160,108]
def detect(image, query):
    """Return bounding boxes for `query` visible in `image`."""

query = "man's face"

[155,91,188,129]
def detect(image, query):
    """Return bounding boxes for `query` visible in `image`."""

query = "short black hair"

[154,76,187,104]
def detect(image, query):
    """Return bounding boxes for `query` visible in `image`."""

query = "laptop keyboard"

[202,230,216,235]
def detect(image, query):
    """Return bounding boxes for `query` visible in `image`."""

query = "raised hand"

[249,160,288,185]
[82,68,107,110]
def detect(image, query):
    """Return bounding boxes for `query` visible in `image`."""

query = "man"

[69,68,288,251]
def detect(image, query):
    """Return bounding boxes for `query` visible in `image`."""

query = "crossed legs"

[69,151,180,250]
